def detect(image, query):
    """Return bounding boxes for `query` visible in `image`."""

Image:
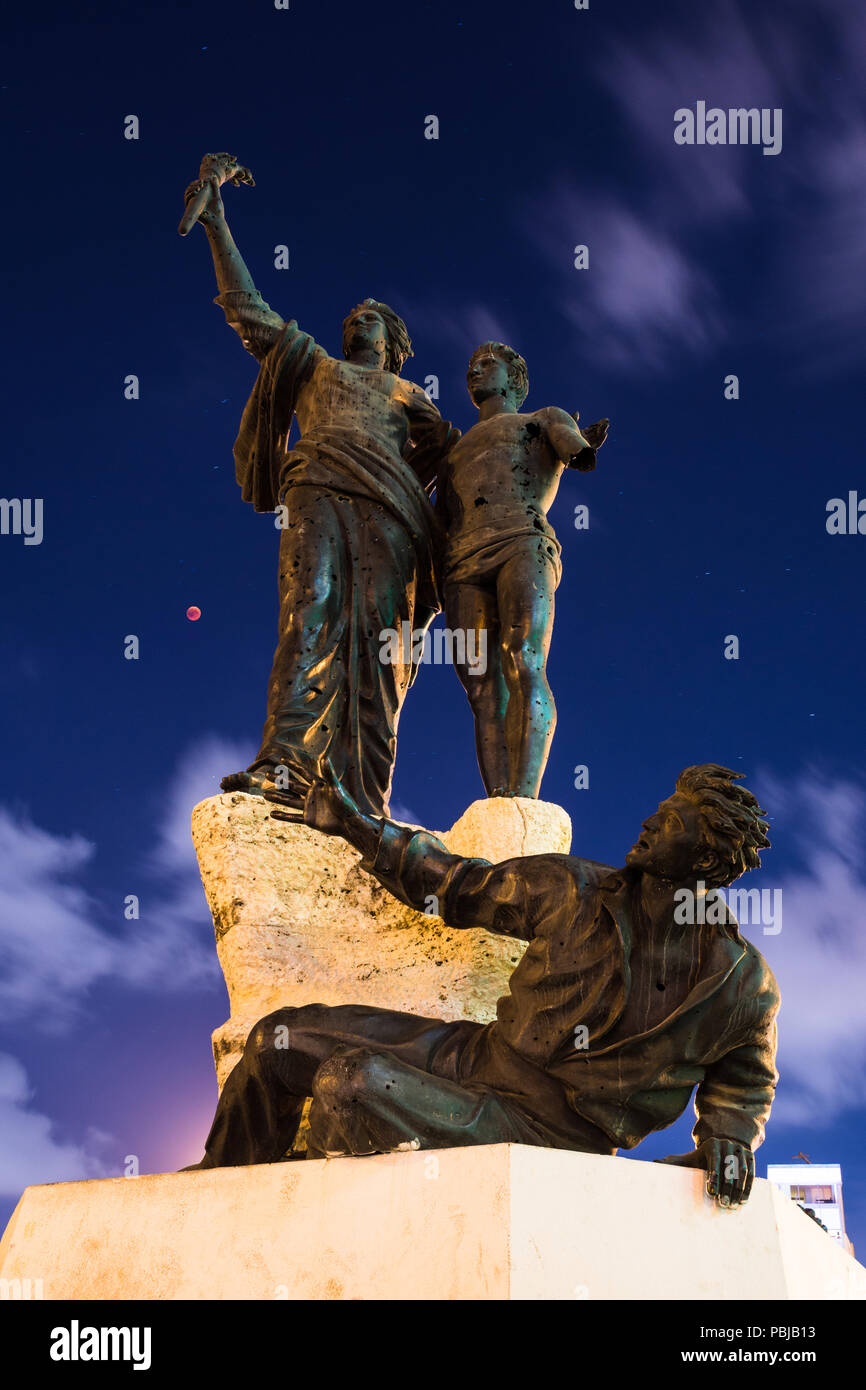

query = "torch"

[178,152,255,236]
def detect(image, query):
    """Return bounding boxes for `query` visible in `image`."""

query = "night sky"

[3,0,865,1255]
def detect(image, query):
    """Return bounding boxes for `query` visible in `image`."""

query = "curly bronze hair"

[341,299,412,374]
[675,764,771,888]
[467,342,529,407]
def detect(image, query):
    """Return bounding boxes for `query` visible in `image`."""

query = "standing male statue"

[187,762,778,1209]
[438,342,609,798]
[182,154,457,815]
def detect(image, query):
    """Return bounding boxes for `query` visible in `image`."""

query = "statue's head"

[467,342,529,409]
[625,764,770,889]
[342,299,412,373]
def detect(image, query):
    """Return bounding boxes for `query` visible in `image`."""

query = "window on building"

[790,1184,834,1203]
[805,1186,834,1204]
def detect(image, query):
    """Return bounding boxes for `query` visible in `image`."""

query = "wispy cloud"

[0,1054,110,1196]
[755,768,866,1127]
[0,812,113,1023]
[392,294,515,365]
[388,799,423,828]
[596,4,787,219]
[523,189,722,371]
[524,0,866,373]
[0,735,253,1028]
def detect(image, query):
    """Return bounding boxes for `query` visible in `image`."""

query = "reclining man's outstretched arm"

[278,761,581,942]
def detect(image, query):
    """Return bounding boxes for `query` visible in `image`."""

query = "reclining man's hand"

[655,1137,755,1208]
[304,759,360,836]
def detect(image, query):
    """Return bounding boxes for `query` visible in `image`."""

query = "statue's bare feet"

[220,769,266,795]
[221,770,250,793]
[220,767,304,806]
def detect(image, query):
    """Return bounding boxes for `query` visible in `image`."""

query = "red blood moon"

[186,606,202,621]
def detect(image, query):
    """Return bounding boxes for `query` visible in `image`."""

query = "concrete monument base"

[1,1145,863,1301]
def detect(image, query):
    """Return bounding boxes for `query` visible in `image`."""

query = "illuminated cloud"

[755,769,866,1126]
[0,735,253,1027]
[522,187,722,371]
[0,1054,108,1195]
[390,294,515,362]
[584,0,866,373]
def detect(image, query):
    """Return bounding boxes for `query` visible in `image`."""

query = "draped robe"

[221,298,455,816]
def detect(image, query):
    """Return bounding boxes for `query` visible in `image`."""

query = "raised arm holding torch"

[178,152,254,237]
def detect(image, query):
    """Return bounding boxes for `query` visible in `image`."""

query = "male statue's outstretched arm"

[543,408,610,473]
[181,154,286,361]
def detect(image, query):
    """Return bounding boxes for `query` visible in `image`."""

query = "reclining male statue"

[187,761,778,1208]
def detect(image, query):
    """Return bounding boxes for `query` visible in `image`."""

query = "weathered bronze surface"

[439,343,608,797]
[179,153,254,237]
[179,160,778,1211]
[190,763,777,1208]
[182,159,456,815]
[182,160,616,805]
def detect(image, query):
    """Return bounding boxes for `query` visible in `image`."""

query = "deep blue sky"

[3,0,866,1253]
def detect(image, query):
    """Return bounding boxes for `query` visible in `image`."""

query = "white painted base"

[1,1146,863,1301]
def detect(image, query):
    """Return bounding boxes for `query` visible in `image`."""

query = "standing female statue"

[182,154,456,816]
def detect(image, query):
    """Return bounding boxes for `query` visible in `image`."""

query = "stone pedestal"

[2,1146,863,1301]
[191,793,572,1086]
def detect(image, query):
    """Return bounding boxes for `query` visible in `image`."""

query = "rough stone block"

[191,793,571,1086]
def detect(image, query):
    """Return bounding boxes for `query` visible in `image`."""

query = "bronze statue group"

[181,156,778,1209]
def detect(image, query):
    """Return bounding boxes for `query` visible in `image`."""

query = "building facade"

[767,1162,853,1256]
